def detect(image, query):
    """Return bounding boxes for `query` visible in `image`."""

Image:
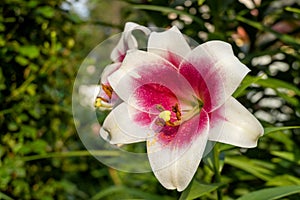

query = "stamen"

[155,118,165,127]
[94,97,113,109]
[156,104,165,112]
[101,84,113,99]
[158,110,171,122]
[172,103,181,120]
[94,97,102,108]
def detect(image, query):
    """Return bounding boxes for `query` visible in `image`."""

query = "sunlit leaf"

[233,75,264,98]
[266,175,300,187]
[285,7,300,14]
[225,156,275,181]
[198,0,206,5]
[264,126,300,135]
[237,185,300,200]
[271,151,300,165]
[260,77,300,96]
[18,45,40,59]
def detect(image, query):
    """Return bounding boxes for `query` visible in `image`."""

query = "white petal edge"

[100,103,152,144]
[208,97,264,148]
[147,112,209,191]
[100,63,121,84]
[148,26,191,61]
[110,22,151,62]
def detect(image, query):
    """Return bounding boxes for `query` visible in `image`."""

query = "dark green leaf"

[179,181,223,200]
[91,185,172,200]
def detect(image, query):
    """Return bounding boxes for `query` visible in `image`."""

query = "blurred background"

[0,0,300,199]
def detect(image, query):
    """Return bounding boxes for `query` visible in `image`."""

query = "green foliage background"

[0,0,300,199]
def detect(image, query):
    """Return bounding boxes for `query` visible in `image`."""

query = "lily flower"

[100,26,264,191]
[95,22,150,110]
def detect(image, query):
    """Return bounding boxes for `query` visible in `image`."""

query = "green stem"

[22,150,120,162]
[213,143,222,200]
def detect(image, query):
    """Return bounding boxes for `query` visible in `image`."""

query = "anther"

[172,103,181,120]
[101,84,113,99]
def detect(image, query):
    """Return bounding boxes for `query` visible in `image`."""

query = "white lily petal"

[208,97,264,148]
[100,103,152,144]
[110,22,151,62]
[147,111,209,191]
[100,63,121,84]
[148,26,191,66]
[180,40,250,112]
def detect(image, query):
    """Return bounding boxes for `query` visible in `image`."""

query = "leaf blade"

[237,185,300,200]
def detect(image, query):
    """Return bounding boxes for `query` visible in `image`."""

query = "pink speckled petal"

[108,50,196,114]
[180,41,250,112]
[208,97,264,148]
[147,110,209,191]
[148,26,191,67]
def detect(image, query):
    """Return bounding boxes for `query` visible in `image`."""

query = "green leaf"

[285,7,300,14]
[225,156,275,181]
[271,151,300,165]
[18,45,40,59]
[198,0,206,5]
[266,175,300,187]
[15,55,29,66]
[179,181,223,200]
[133,5,204,27]
[256,76,300,96]
[233,74,264,98]
[266,131,294,151]
[236,16,300,46]
[91,186,172,200]
[237,185,300,200]
[264,126,300,135]
[36,6,55,18]
[0,192,14,200]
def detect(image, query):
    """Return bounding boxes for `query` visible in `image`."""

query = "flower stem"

[213,143,222,200]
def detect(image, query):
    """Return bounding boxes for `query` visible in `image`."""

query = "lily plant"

[96,22,264,192]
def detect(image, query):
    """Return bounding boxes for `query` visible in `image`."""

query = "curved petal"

[208,97,264,148]
[111,22,151,62]
[100,63,122,84]
[179,41,250,112]
[108,50,196,114]
[148,26,191,67]
[100,103,152,144]
[147,110,209,191]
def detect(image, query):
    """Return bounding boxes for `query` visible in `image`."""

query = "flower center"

[155,100,203,128]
